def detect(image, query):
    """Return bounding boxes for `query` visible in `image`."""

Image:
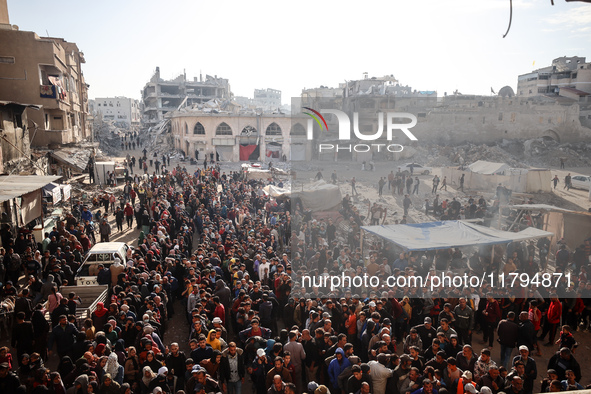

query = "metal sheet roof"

[0,175,62,202]
[50,148,92,172]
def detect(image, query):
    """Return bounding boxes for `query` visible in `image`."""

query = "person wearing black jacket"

[516,312,535,352]
[219,343,245,394]
[497,311,519,369]
[547,347,581,382]
[11,312,34,365]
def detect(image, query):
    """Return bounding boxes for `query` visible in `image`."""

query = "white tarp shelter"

[361,220,554,251]
[442,167,551,193]
[263,180,342,211]
[468,160,510,175]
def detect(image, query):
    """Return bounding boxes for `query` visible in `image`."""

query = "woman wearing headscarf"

[141,350,162,373]
[57,356,75,382]
[98,373,121,394]
[66,374,88,394]
[140,366,156,394]
[114,339,127,366]
[124,346,140,383]
[92,302,109,330]
[87,381,99,394]
[48,372,67,394]
[104,353,124,385]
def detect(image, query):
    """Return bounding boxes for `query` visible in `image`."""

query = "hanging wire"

[503,0,513,38]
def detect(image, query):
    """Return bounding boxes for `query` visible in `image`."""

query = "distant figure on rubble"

[432,175,439,194]
[564,173,572,190]
[459,174,465,192]
[315,171,323,181]
[553,175,559,189]
[560,158,565,169]
[439,176,447,191]
[331,170,337,184]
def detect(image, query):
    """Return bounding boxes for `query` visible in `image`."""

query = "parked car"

[570,175,591,191]
[400,163,432,175]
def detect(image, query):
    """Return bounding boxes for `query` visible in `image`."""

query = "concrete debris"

[409,138,591,169]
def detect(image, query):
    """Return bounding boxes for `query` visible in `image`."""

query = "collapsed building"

[141,67,232,129]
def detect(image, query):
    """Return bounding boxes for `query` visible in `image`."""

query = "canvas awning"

[509,204,571,212]
[361,220,554,251]
[0,175,62,202]
[42,182,62,203]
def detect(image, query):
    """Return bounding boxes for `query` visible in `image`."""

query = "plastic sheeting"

[468,160,510,175]
[263,180,342,212]
[361,220,554,251]
[42,183,62,203]
[216,146,233,161]
[442,167,551,193]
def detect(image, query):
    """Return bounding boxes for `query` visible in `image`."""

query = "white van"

[75,242,130,285]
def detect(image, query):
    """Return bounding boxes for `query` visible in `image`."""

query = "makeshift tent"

[441,167,551,193]
[0,175,62,228]
[361,220,554,251]
[263,180,342,212]
[468,160,510,175]
[42,183,62,204]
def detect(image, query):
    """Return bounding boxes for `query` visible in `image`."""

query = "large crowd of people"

[0,159,590,394]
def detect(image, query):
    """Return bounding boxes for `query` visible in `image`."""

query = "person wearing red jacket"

[482,294,501,348]
[539,295,562,346]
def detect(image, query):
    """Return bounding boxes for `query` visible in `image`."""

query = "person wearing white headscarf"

[105,353,124,385]
[141,366,157,393]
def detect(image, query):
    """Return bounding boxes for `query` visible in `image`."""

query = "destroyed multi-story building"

[235,88,284,111]
[517,56,591,98]
[91,97,141,127]
[0,2,90,149]
[141,67,231,128]
[298,72,591,162]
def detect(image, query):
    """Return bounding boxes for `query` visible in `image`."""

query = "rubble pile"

[410,138,591,169]
[93,119,126,156]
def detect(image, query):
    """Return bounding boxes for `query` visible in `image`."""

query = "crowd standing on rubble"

[0,157,590,394]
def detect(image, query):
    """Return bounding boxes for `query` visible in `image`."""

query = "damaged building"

[0,11,91,148]
[299,72,591,162]
[141,67,231,128]
[91,96,140,127]
[170,102,300,162]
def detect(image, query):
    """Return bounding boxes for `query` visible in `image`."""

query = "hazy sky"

[7,0,591,103]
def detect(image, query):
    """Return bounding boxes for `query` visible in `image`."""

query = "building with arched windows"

[170,112,311,162]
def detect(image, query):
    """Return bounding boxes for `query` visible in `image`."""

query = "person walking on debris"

[553,175,559,189]
[439,176,447,191]
[331,170,337,184]
[99,218,111,243]
[432,175,439,194]
[560,157,565,169]
[406,176,413,194]
[412,177,420,195]
[115,207,124,233]
[388,171,394,190]
[403,194,412,216]
[459,174,465,192]
[378,177,386,196]
[564,173,572,190]
[351,177,358,196]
